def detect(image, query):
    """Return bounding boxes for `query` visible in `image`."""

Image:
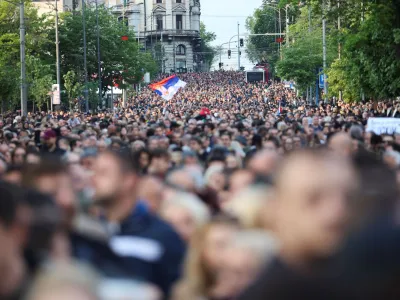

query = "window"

[176,0,182,3]
[156,0,162,3]
[176,15,183,30]
[176,44,186,55]
[176,60,186,71]
[156,15,163,30]
[118,16,129,27]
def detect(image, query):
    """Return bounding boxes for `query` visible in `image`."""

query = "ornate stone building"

[108,0,202,73]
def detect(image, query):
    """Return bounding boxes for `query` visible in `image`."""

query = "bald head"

[248,150,280,176]
[328,132,353,157]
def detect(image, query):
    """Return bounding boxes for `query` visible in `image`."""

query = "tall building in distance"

[106,0,202,73]
[32,0,202,73]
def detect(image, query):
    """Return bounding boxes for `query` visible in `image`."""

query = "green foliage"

[276,6,337,92]
[0,0,53,110]
[245,6,279,62]
[53,6,144,94]
[26,55,53,110]
[63,70,83,110]
[281,0,400,101]
[200,21,216,70]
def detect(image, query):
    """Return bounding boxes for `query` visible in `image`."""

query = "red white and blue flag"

[149,75,187,100]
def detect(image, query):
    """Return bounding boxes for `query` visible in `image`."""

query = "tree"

[46,5,157,107]
[26,55,53,110]
[63,70,83,111]
[0,0,52,111]
[199,21,216,71]
[283,0,400,101]
[245,6,280,66]
[276,6,337,92]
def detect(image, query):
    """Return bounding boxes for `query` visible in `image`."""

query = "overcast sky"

[201,0,264,70]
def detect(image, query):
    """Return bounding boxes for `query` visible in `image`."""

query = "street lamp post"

[20,0,27,116]
[82,0,89,112]
[95,0,101,107]
[322,0,328,102]
[55,0,61,112]
[237,22,240,71]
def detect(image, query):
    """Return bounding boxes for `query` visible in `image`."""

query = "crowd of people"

[0,70,399,300]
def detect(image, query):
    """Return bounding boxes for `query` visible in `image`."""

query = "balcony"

[110,3,141,14]
[145,29,199,37]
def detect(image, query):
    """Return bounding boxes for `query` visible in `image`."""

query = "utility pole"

[82,0,89,112]
[20,0,27,116]
[285,5,289,47]
[308,5,313,104]
[95,0,102,107]
[322,0,328,102]
[278,9,282,59]
[338,0,342,102]
[237,22,240,71]
[55,0,60,112]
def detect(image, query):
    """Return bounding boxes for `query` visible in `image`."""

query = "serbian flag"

[149,75,187,100]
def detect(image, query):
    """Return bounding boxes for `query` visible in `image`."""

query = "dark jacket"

[72,204,186,299]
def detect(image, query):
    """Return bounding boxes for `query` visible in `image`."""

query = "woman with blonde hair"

[223,185,274,230]
[172,215,240,300]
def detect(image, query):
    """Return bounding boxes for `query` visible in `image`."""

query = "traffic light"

[219,62,222,69]
[228,50,231,58]
[239,51,242,56]
[240,38,244,47]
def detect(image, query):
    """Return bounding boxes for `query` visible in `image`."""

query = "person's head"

[217,230,278,298]
[42,129,57,147]
[148,149,170,177]
[60,126,70,137]
[26,148,41,164]
[12,146,26,165]
[26,261,99,300]
[273,149,357,264]
[175,215,240,299]
[161,192,211,242]
[225,153,242,170]
[328,132,354,158]
[312,116,319,127]
[188,119,197,132]
[224,185,272,230]
[204,165,226,193]
[189,137,202,152]
[92,149,140,209]
[283,137,294,152]
[220,133,232,149]
[137,175,164,212]
[148,136,159,151]
[22,159,75,213]
[263,137,279,152]
[134,148,151,172]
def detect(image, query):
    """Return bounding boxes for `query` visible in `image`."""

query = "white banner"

[52,84,60,105]
[366,118,400,135]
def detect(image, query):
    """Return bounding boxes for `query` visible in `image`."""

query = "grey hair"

[229,230,279,264]
[161,192,211,228]
[384,150,400,166]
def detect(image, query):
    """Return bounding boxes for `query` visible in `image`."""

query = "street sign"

[52,84,60,105]
[319,68,324,89]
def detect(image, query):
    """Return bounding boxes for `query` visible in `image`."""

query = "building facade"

[107,0,202,73]
[32,0,75,16]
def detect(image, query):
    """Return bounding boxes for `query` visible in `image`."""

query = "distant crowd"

[0,71,399,300]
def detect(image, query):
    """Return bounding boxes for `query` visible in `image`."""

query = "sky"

[200,0,264,70]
